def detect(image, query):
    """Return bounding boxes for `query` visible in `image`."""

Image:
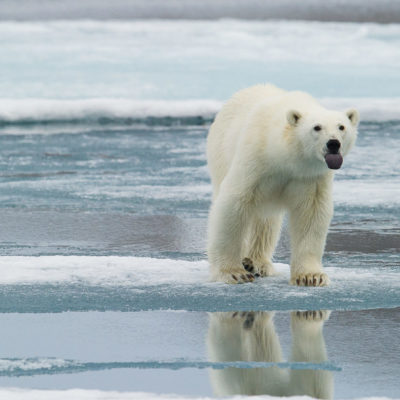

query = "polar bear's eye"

[339,125,345,131]
[313,125,322,132]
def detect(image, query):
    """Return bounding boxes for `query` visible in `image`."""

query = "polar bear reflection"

[208,311,333,399]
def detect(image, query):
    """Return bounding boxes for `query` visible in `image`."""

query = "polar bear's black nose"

[327,139,341,154]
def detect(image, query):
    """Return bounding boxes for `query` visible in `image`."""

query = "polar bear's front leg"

[208,192,255,284]
[243,214,284,277]
[289,310,333,399]
[288,179,333,287]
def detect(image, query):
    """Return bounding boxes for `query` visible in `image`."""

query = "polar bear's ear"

[345,109,359,127]
[287,110,302,126]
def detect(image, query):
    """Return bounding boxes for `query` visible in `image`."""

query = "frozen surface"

[0,122,398,218]
[3,98,400,126]
[0,16,398,400]
[0,256,398,312]
[0,309,398,399]
[2,389,395,400]
[1,20,400,100]
[0,119,398,315]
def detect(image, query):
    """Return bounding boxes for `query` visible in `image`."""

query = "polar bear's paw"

[241,311,261,330]
[293,310,331,322]
[214,267,255,284]
[290,272,329,287]
[257,262,279,277]
[231,311,257,329]
[242,258,258,276]
[229,268,255,284]
[242,258,277,277]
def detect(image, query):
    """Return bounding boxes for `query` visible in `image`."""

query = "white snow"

[333,180,400,207]
[0,256,209,285]
[0,358,77,372]
[0,256,397,291]
[0,99,221,123]
[0,388,396,400]
[1,20,400,100]
[1,97,400,125]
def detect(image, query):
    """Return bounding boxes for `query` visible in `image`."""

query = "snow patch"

[1,98,400,127]
[0,388,396,400]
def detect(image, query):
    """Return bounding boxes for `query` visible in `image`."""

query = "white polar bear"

[207,84,359,286]
[207,311,333,399]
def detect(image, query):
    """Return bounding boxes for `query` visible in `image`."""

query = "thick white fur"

[207,84,359,285]
[207,311,333,398]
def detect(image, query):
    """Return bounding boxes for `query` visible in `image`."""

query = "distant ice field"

[2,97,400,126]
[1,19,400,101]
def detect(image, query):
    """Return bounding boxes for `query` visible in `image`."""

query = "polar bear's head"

[287,107,359,171]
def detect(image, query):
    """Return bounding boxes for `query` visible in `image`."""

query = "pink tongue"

[325,153,343,170]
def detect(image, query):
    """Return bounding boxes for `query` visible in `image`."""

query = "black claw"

[255,273,260,277]
[231,274,238,281]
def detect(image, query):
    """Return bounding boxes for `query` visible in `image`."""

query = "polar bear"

[207,311,333,399]
[207,84,359,286]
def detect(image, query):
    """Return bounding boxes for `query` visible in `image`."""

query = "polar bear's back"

[207,85,283,193]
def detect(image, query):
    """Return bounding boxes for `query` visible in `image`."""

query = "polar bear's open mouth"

[325,153,343,169]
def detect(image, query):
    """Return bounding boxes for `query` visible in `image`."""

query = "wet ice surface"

[0,130,396,400]
[0,256,398,313]
[0,121,398,222]
[0,123,398,315]
[0,119,398,398]
[0,17,399,400]
[0,309,398,399]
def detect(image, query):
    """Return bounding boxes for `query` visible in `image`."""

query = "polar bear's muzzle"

[324,139,343,169]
